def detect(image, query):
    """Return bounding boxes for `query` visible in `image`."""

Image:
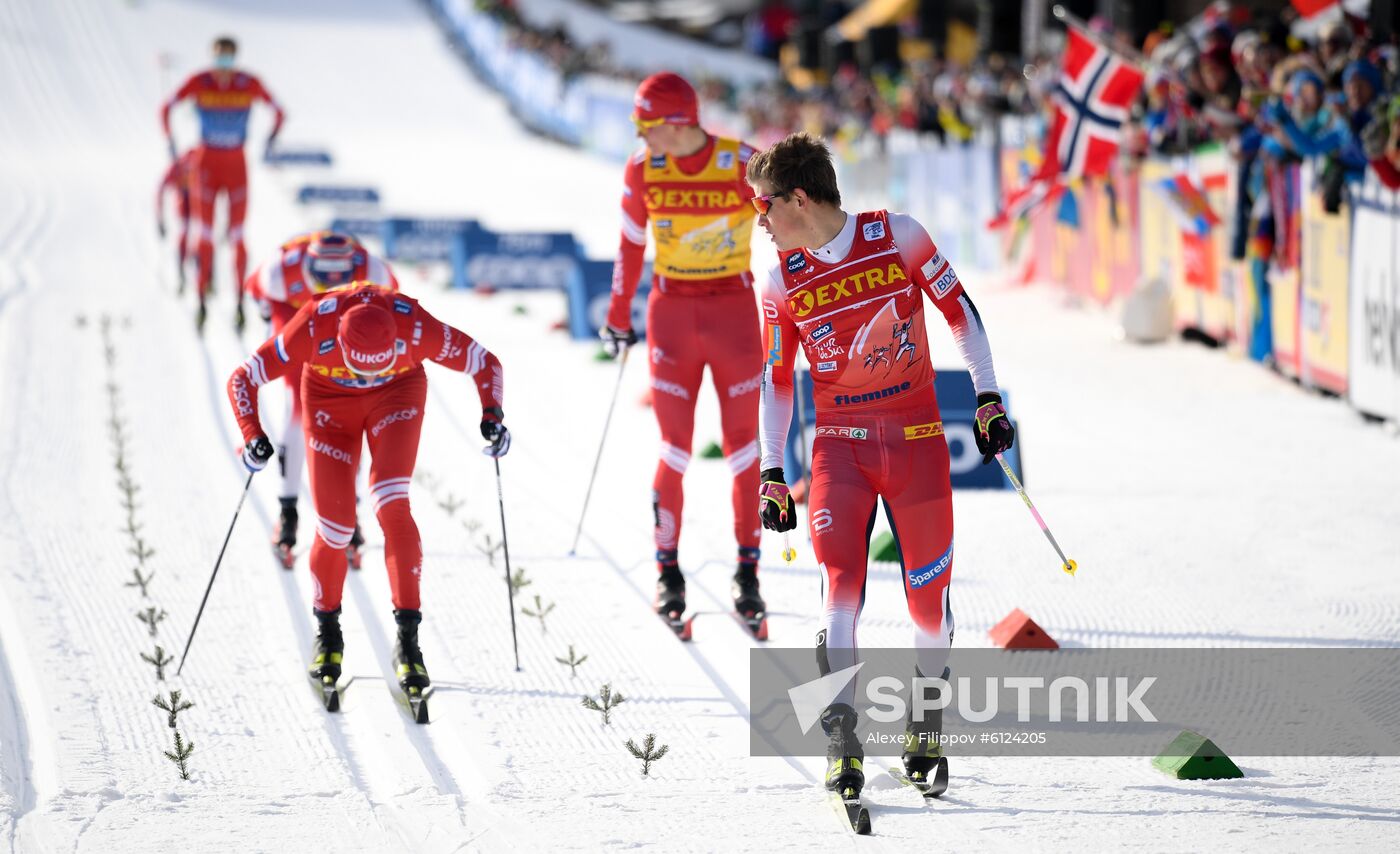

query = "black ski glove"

[974,392,1015,465]
[242,435,274,473]
[600,325,637,359]
[759,467,797,532]
[481,407,510,458]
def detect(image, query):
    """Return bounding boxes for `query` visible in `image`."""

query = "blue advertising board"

[380,218,480,263]
[567,258,650,340]
[297,185,381,206]
[783,368,1021,490]
[327,218,383,242]
[452,229,581,291]
[264,149,332,166]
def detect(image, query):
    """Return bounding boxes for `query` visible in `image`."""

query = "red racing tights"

[809,392,954,704]
[646,286,763,563]
[190,145,248,299]
[302,367,427,612]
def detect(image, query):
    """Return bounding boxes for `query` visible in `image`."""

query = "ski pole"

[493,456,522,671]
[782,531,796,564]
[177,472,255,676]
[568,347,629,556]
[995,452,1077,576]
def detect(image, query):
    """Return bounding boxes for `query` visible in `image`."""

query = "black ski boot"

[822,703,866,794]
[308,608,345,710]
[392,609,430,692]
[346,523,365,570]
[732,549,765,614]
[901,669,949,797]
[732,548,768,639]
[195,299,207,333]
[655,550,686,616]
[273,497,297,569]
[234,301,246,332]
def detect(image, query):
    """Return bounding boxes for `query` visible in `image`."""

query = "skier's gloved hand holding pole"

[759,467,797,532]
[600,325,637,359]
[480,406,510,458]
[974,393,1016,465]
[241,435,274,473]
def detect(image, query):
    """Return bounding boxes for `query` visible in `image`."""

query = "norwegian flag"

[1043,24,1145,179]
[989,24,1142,229]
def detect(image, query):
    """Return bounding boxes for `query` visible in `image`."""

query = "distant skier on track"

[155,148,196,292]
[243,231,399,570]
[749,133,1015,818]
[161,34,284,332]
[226,283,509,719]
[599,71,767,637]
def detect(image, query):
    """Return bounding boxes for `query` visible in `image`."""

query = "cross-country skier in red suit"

[749,133,1015,800]
[155,149,197,293]
[600,71,766,635]
[243,231,399,569]
[161,35,284,332]
[227,284,508,698]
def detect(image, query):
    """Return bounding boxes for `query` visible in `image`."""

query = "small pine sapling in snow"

[437,492,464,516]
[581,683,625,726]
[137,606,167,638]
[152,690,194,728]
[555,645,588,677]
[141,645,173,681]
[508,567,531,595]
[164,730,195,781]
[520,595,555,634]
[475,532,503,567]
[125,567,154,597]
[625,733,669,777]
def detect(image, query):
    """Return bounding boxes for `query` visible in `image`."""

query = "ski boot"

[823,703,871,832]
[308,608,344,711]
[273,497,297,569]
[655,550,691,640]
[195,299,207,334]
[732,549,768,639]
[392,608,431,723]
[234,301,246,333]
[346,523,364,571]
[899,670,949,797]
[823,703,866,793]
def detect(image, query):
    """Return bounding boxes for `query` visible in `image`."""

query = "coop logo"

[310,438,352,465]
[815,426,867,440]
[317,297,338,315]
[318,339,335,355]
[717,150,735,170]
[833,381,911,406]
[903,421,944,440]
[393,298,412,315]
[786,252,808,273]
[907,542,953,589]
[371,407,419,437]
[786,263,908,318]
[811,507,834,534]
[727,374,762,398]
[810,322,834,343]
[862,220,886,241]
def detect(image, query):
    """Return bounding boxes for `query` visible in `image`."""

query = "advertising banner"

[1298,162,1351,395]
[1348,174,1400,420]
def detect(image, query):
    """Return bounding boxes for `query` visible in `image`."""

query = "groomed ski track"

[1,0,1398,851]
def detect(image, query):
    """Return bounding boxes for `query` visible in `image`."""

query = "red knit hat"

[633,72,698,126]
[338,303,398,376]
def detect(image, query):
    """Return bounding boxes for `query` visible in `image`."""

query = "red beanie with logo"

[338,303,398,375]
[633,72,699,126]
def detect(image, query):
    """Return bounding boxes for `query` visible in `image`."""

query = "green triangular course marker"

[699,441,724,459]
[871,531,899,563]
[593,347,613,361]
[1152,730,1243,780]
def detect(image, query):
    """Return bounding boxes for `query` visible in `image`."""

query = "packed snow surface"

[1,0,1398,851]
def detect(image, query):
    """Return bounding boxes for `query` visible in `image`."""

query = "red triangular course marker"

[988,608,1058,649]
